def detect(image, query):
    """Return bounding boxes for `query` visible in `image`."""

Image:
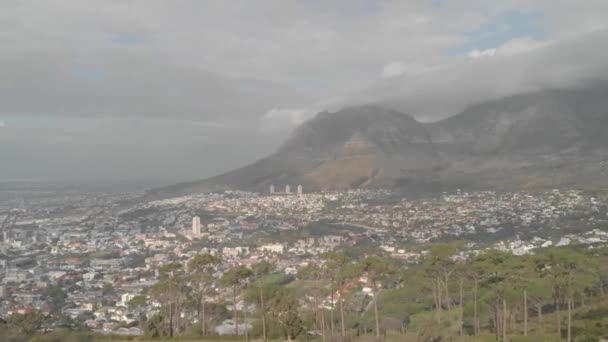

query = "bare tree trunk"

[474,277,479,335]
[536,300,544,335]
[340,290,346,338]
[244,302,249,342]
[373,290,381,342]
[163,302,169,337]
[315,309,320,339]
[444,275,451,312]
[502,298,507,342]
[201,298,206,336]
[524,289,528,336]
[494,303,500,341]
[330,291,335,338]
[433,280,440,323]
[437,278,442,324]
[169,302,174,337]
[197,298,202,334]
[234,287,239,336]
[459,278,464,337]
[567,297,572,342]
[321,309,327,342]
[555,298,562,340]
[555,298,561,340]
[260,289,267,342]
[176,296,181,335]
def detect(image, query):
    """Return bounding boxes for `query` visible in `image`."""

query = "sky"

[1,0,608,183]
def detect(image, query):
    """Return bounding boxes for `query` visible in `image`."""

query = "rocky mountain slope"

[152,84,608,196]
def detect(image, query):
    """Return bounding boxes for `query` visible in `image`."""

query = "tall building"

[270,184,275,194]
[192,216,201,235]
[297,184,303,197]
[285,184,291,193]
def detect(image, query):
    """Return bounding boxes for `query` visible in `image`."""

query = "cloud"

[1,0,608,181]
[497,37,546,55]
[468,38,545,59]
[349,29,608,122]
[468,48,496,59]
[451,9,545,56]
[382,62,407,78]
[261,108,314,131]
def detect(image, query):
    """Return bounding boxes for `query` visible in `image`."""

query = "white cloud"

[262,108,314,131]
[351,29,608,122]
[468,48,497,59]
[468,38,547,60]
[497,38,547,55]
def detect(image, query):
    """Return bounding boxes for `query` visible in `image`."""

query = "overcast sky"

[1,1,607,183]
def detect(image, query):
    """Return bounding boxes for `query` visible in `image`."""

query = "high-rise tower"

[192,216,201,235]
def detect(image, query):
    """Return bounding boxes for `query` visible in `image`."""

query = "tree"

[127,295,146,309]
[500,254,536,338]
[251,261,273,341]
[46,284,67,314]
[467,255,493,335]
[297,263,329,341]
[527,272,551,335]
[220,265,253,338]
[357,256,397,341]
[536,248,592,342]
[423,244,457,326]
[145,313,169,338]
[323,251,351,339]
[158,262,183,280]
[472,249,516,341]
[188,253,220,336]
[149,263,188,337]
[7,311,46,335]
[252,260,272,277]
[266,288,304,341]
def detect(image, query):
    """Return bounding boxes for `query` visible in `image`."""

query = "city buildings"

[0,186,606,335]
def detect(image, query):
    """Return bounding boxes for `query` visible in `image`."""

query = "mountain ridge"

[150,84,608,197]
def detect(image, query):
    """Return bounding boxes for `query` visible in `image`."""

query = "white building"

[192,216,201,235]
[297,184,303,197]
[285,184,291,194]
[222,246,249,258]
[270,184,275,194]
[259,243,285,254]
[120,293,137,307]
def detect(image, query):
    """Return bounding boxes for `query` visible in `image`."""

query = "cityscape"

[1,185,607,340]
[2,1,608,341]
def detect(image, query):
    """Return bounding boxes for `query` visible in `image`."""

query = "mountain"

[152,84,608,197]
